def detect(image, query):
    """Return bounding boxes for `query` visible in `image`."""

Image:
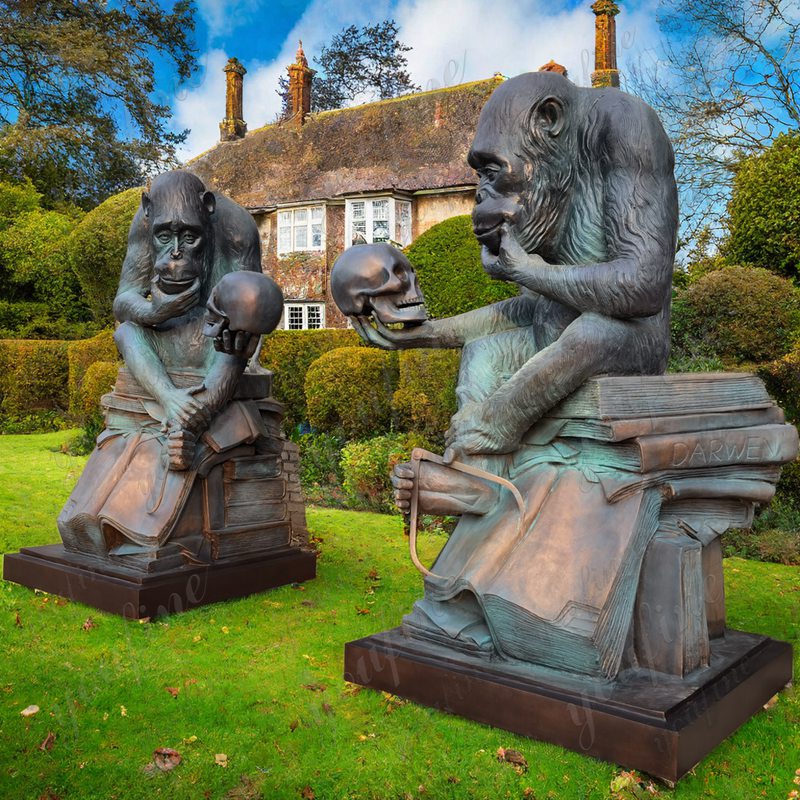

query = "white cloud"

[195,0,262,38]
[174,0,662,160]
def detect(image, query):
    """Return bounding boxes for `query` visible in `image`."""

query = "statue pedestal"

[344,627,792,784]
[4,543,316,619]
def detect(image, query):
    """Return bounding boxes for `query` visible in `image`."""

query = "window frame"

[276,205,326,256]
[283,302,326,330]
[345,196,412,247]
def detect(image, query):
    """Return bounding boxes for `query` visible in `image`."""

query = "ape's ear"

[529,96,566,137]
[141,191,152,218]
[202,191,216,215]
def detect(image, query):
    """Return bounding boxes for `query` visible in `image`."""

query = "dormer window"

[345,197,412,247]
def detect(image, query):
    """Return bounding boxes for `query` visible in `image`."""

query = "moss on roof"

[188,77,502,209]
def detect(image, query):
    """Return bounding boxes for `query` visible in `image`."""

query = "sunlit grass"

[0,432,797,799]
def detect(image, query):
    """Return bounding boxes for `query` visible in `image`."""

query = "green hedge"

[78,360,118,418]
[405,215,517,319]
[392,348,459,445]
[671,266,800,365]
[67,187,141,324]
[305,346,398,439]
[0,339,69,414]
[66,329,119,418]
[341,432,430,513]
[260,329,360,430]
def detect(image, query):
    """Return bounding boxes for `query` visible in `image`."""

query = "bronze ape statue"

[353,71,678,457]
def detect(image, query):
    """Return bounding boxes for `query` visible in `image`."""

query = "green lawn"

[0,432,798,800]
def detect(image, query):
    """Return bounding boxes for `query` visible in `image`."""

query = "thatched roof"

[188,77,502,210]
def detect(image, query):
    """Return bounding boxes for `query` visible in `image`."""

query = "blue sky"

[162,0,660,159]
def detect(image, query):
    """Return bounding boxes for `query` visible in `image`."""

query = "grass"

[0,432,798,800]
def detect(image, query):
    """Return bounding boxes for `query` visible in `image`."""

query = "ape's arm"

[485,108,678,319]
[352,291,540,350]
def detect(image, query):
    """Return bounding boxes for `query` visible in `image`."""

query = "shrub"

[305,346,398,439]
[392,348,459,445]
[259,329,360,430]
[78,360,118,418]
[758,343,800,424]
[671,266,800,365]
[292,432,347,507]
[0,339,69,414]
[67,187,141,324]
[341,432,430,513]
[67,329,119,418]
[726,132,800,280]
[404,215,517,318]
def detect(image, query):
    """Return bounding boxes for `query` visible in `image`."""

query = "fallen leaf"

[164,687,180,698]
[763,694,779,710]
[214,753,228,767]
[300,787,315,800]
[221,626,230,634]
[138,617,151,624]
[120,705,127,717]
[367,568,380,581]
[14,612,22,628]
[82,617,96,631]
[447,776,461,785]
[182,735,198,745]
[355,608,371,615]
[321,702,334,716]
[152,747,182,772]
[20,705,40,717]
[39,731,56,751]
[302,683,326,692]
[497,747,528,773]
[289,719,299,732]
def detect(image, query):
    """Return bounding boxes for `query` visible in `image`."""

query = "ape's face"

[151,209,207,296]
[469,80,573,261]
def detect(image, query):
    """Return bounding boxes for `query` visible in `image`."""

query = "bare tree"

[627,0,800,249]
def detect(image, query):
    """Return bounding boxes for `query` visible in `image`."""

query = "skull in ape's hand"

[203,271,284,358]
[330,243,427,326]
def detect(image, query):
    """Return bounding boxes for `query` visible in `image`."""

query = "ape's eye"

[183,233,197,244]
[156,232,172,244]
[481,164,501,179]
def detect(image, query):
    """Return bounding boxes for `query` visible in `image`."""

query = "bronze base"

[344,627,792,784]
[4,543,316,619]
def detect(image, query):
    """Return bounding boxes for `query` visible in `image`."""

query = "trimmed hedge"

[404,215,517,318]
[67,329,119,418]
[305,346,399,439]
[78,360,118,418]
[67,187,141,324]
[393,348,459,445]
[0,339,69,414]
[341,432,431,513]
[260,329,360,430]
[671,266,800,365]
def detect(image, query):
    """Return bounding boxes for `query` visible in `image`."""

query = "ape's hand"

[148,277,202,325]
[350,315,441,350]
[161,385,211,432]
[481,224,548,283]
[213,328,254,358]
[391,462,415,513]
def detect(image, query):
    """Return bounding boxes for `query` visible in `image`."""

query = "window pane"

[351,201,365,220]
[372,220,390,242]
[311,206,323,222]
[287,306,303,330]
[396,201,411,245]
[307,305,323,329]
[295,225,308,248]
[372,199,389,220]
[278,227,292,253]
[294,208,308,225]
[278,211,292,225]
[311,224,323,248]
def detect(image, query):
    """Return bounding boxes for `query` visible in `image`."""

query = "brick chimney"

[591,0,620,88]
[220,57,247,141]
[539,59,569,78]
[287,41,314,125]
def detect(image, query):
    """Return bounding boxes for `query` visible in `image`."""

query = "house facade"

[189,2,618,329]
[189,45,502,329]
